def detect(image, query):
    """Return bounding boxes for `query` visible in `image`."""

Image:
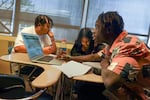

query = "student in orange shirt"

[95,11,150,100]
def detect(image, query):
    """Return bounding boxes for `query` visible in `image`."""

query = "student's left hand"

[48,31,55,41]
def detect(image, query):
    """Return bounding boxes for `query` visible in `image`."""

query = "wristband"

[97,51,105,59]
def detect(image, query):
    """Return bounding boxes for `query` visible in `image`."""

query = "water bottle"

[60,39,67,53]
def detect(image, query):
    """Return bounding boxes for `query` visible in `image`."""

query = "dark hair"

[98,11,124,38]
[34,15,53,27]
[71,28,94,55]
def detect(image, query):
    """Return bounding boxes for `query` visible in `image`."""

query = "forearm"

[50,40,57,54]
[14,45,27,53]
[71,50,83,56]
[43,32,57,54]
[70,53,101,62]
[50,32,57,54]
[50,35,57,54]
[101,67,123,90]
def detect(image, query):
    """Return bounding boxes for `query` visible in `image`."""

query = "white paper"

[82,62,101,69]
[57,61,91,78]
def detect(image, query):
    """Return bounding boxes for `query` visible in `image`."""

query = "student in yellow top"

[13,15,57,54]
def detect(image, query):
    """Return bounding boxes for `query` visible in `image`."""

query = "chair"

[8,46,44,91]
[0,74,52,100]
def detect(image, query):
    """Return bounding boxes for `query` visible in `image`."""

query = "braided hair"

[34,15,53,28]
[97,11,124,44]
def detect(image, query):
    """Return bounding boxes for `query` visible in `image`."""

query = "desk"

[0,53,61,88]
[73,73,103,83]
[0,53,103,100]
[70,69,103,100]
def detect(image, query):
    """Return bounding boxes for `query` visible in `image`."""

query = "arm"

[69,53,102,62]
[14,31,27,53]
[100,56,125,90]
[101,67,122,90]
[14,45,27,53]
[43,32,57,54]
[58,49,105,62]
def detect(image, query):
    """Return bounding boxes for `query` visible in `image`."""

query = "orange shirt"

[106,30,150,81]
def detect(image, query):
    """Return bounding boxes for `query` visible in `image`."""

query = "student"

[13,15,57,54]
[12,15,57,82]
[58,28,106,62]
[95,11,150,99]
[68,28,107,100]
[70,27,94,56]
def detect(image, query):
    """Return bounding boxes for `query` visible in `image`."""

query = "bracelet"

[97,51,105,59]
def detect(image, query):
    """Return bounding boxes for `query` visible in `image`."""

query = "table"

[0,53,103,100]
[73,73,103,83]
[69,66,103,100]
[0,53,61,88]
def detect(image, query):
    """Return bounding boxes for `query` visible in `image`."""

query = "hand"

[60,55,71,61]
[56,49,71,61]
[56,49,67,59]
[43,46,52,54]
[48,31,54,37]
[48,31,55,42]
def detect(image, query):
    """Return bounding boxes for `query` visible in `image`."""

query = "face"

[95,20,105,45]
[81,37,90,49]
[38,23,51,35]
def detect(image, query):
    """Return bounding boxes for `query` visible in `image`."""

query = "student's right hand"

[56,50,71,61]
[56,49,66,58]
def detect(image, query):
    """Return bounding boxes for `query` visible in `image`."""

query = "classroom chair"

[0,74,52,100]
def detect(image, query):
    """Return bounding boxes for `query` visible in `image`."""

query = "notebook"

[22,33,63,65]
[82,62,101,69]
[57,61,91,78]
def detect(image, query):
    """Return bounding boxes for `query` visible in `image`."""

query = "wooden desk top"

[73,73,103,83]
[0,53,61,88]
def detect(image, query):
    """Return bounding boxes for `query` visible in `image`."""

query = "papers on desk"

[82,62,101,69]
[57,61,91,78]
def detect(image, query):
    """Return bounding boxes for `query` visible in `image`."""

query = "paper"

[82,62,101,69]
[57,61,91,78]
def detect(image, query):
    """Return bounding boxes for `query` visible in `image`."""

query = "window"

[0,0,14,33]
[0,0,150,44]
[19,0,84,42]
[86,0,150,44]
